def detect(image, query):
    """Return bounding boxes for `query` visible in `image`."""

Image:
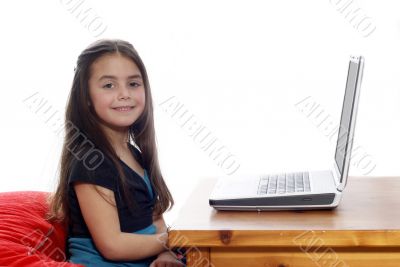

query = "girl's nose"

[118,85,131,99]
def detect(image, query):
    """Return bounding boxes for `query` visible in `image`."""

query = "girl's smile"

[113,106,134,112]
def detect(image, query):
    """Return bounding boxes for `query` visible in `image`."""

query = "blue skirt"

[68,224,157,267]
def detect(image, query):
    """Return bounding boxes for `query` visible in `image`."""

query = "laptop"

[209,55,365,211]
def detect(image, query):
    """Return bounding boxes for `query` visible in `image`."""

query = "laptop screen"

[334,59,361,183]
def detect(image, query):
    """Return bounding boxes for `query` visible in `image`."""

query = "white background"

[0,0,399,224]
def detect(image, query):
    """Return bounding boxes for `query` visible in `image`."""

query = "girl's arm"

[74,182,168,261]
[151,211,185,266]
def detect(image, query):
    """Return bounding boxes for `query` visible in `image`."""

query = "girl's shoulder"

[69,155,118,191]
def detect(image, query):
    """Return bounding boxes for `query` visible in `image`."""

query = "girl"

[47,39,185,267]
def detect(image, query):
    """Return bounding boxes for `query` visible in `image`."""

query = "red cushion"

[0,191,84,266]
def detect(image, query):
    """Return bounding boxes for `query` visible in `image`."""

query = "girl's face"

[88,53,146,132]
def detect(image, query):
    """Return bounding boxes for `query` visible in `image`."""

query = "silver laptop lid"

[334,55,364,192]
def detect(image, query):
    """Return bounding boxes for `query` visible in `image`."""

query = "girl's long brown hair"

[46,39,174,226]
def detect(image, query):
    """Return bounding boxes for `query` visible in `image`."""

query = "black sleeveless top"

[67,144,157,238]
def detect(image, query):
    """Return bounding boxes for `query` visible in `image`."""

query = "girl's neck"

[100,125,130,152]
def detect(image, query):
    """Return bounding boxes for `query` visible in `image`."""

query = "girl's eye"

[130,82,141,87]
[103,83,114,89]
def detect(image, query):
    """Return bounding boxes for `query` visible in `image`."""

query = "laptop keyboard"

[257,172,311,195]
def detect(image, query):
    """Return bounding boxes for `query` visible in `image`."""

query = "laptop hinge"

[333,162,343,192]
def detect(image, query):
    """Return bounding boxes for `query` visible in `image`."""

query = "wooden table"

[168,176,400,267]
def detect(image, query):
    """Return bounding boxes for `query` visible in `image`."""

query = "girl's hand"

[150,250,185,267]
